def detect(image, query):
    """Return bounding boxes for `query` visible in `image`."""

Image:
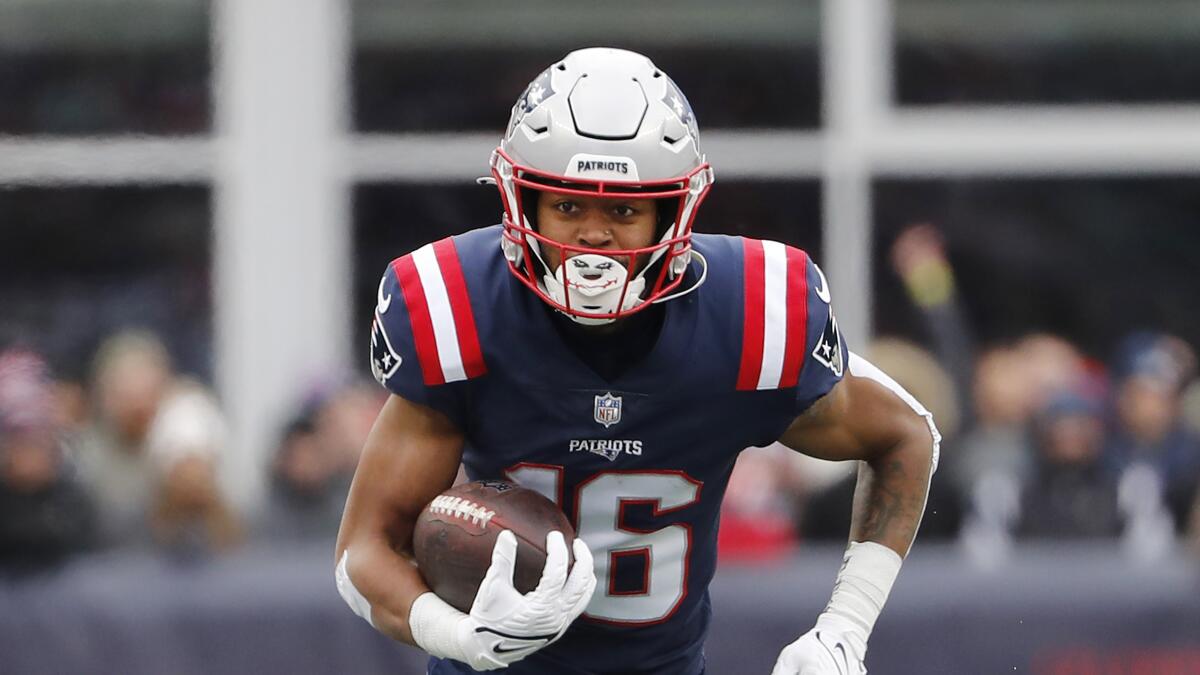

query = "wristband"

[409,591,470,663]
[818,541,902,637]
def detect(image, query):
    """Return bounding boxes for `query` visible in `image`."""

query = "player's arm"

[340,256,596,670]
[779,356,937,557]
[772,353,939,675]
[334,393,464,645]
[335,393,595,671]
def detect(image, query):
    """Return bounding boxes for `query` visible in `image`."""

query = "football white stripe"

[757,240,789,390]
[412,243,468,382]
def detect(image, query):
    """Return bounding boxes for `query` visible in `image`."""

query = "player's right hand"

[456,530,596,670]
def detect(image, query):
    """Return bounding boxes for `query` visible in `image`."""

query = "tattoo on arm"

[850,452,928,553]
[790,376,935,554]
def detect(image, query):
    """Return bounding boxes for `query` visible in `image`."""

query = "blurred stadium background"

[2,1,1199,673]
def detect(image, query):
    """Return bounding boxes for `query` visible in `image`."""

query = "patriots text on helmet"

[576,160,629,174]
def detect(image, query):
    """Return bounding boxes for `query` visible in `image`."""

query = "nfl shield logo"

[594,392,622,428]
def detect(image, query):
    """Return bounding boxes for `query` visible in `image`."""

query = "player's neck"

[545,302,666,381]
[551,303,663,337]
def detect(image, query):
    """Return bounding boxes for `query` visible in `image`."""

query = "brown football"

[413,479,576,613]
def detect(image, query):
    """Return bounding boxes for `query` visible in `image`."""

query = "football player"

[335,47,939,675]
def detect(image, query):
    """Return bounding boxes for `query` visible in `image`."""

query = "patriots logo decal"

[589,444,621,461]
[661,77,699,140]
[812,310,844,377]
[370,315,402,385]
[506,66,555,137]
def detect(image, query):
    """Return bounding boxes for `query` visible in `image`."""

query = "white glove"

[409,530,596,671]
[771,614,866,675]
[772,542,902,675]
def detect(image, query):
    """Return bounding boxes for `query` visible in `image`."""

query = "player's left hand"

[771,614,867,675]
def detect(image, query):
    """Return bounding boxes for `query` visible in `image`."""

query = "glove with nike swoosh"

[409,529,596,671]
[771,542,902,675]
[771,614,866,675]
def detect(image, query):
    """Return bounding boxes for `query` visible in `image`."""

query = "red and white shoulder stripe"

[391,237,487,386]
[736,238,810,391]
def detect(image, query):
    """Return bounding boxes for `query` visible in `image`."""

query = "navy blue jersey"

[370,225,846,675]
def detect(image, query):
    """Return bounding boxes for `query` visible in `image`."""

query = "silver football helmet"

[491,47,714,325]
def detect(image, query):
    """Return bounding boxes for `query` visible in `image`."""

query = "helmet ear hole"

[656,197,681,237]
[519,187,541,229]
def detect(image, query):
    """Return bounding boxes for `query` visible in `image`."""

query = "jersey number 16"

[505,464,702,626]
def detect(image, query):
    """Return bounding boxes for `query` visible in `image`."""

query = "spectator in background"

[76,329,239,552]
[954,336,1090,499]
[75,330,173,547]
[1180,377,1200,439]
[257,378,382,544]
[1105,333,1200,536]
[1016,390,1122,540]
[306,378,382,480]
[50,376,91,438]
[0,349,95,575]
[1184,381,1200,552]
[888,224,975,421]
[1017,334,1094,403]
[145,378,241,558]
[258,417,347,544]
[952,347,1035,506]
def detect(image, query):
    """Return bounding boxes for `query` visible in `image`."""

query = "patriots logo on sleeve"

[370,315,402,385]
[812,310,844,377]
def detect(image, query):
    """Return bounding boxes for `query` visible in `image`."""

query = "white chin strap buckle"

[501,235,523,265]
[543,253,646,323]
[669,249,691,278]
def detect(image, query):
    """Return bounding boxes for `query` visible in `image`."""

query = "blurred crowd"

[0,330,384,577]
[720,225,1200,564]
[3,225,1200,577]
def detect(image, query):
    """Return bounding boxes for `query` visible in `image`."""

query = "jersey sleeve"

[793,254,846,414]
[369,239,488,425]
[734,238,846,414]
